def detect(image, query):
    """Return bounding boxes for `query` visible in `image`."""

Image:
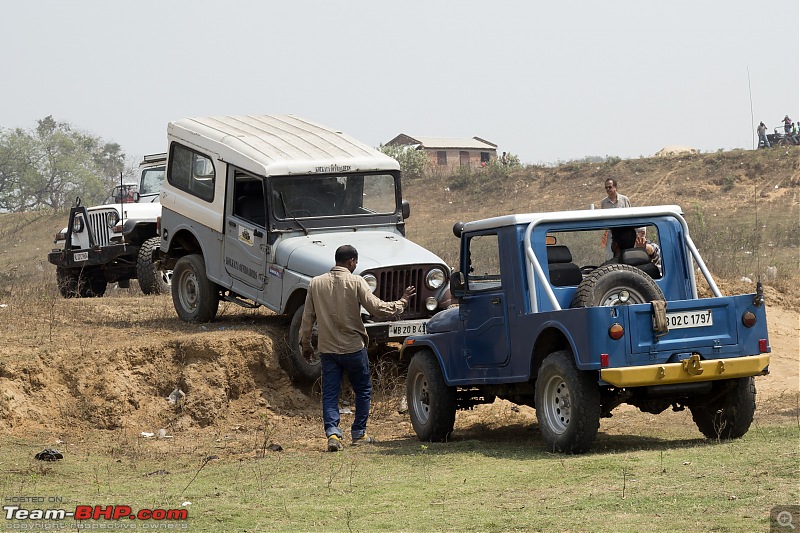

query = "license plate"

[666,309,713,329]
[73,251,89,262]
[389,321,427,337]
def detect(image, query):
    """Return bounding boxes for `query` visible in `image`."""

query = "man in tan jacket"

[300,245,415,451]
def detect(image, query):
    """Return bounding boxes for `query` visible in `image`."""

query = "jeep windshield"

[140,166,166,195]
[270,172,399,219]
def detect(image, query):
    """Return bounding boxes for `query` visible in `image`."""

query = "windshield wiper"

[279,192,308,236]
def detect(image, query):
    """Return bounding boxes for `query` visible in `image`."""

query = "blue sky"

[2,0,798,165]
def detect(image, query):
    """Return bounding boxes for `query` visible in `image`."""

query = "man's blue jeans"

[321,348,372,440]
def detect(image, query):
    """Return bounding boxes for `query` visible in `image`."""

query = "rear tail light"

[608,323,624,340]
[759,339,768,353]
[741,311,757,328]
[600,354,610,367]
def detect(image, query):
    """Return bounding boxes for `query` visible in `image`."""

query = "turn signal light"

[608,323,624,340]
[404,338,415,346]
[741,311,757,328]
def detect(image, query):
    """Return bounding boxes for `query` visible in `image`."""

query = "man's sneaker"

[351,435,375,446]
[327,435,343,452]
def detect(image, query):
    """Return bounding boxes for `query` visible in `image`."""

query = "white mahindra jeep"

[48,153,170,297]
[158,115,452,383]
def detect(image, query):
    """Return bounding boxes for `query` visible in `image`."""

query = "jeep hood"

[88,201,162,221]
[275,231,446,277]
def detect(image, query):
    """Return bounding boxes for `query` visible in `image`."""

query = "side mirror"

[453,221,465,238]
[450,271,465,296]
[132,192,140,202]
[401,200,410,220]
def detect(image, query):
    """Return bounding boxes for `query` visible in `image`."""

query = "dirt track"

[0,289,796,451]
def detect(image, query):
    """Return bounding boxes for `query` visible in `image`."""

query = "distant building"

[385,134,497,170]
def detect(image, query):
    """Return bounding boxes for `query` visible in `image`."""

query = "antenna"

[119,171,126,244]
[753,184,764,306]
[747,66,755,150]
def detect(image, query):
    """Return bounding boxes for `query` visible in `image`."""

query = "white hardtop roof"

[464,205,686,232]
[168,115,399,176]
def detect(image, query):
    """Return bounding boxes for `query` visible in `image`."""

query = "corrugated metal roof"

[386,134,497,150]
[168,115,399,175]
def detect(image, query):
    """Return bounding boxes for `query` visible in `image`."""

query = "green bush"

[378,144,428,179]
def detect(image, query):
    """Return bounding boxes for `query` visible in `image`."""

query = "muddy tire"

[535,350,601,453]
[689,377,756,439]
[57,267,106,298]
[284,304,321,384]
[172,254,219,322]
[77,271,107,298]
[571,263,663,308]
[407,350,456,442]
[137,237,171,295]
[56,267,79,298]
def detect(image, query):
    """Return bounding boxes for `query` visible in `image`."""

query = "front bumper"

[48,243,139,268]
[600,353,770,387]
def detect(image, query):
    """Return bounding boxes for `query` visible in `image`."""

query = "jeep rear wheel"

[571,263,663,308]
[284,304,321,384]
[407,350,456,442]
[535,350,601,453]
[172,254,219,322]
[689,377,756,439]
[137,237,172,295]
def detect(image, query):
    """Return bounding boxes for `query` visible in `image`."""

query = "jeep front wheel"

[56,267,79,298]
[137,237,172,295]
[284,304,322,384]
[407,350,456,442]
[172,254,219,322]
[535,350,601,453]
[689,377,756,439]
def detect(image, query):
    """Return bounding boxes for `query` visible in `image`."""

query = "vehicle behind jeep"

[400,206,770,453]
[48,153,170,297]
[158,115,452,383]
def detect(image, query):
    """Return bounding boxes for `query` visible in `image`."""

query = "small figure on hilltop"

[501,151,508,165]
[600,178,631,210]
[792,122,800,145]
[783,115,793,135]
[757,122,770,148]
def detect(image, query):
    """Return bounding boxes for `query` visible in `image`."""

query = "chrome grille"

[87,210,114,246]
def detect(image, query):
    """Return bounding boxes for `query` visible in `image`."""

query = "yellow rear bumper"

[600,353,770,388]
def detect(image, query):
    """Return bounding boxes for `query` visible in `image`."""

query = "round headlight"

[426,268,446,290]
[72,216,84,233]
[362,273,378,293]
[106,211,120,228]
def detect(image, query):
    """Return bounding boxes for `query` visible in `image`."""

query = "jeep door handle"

[228,220,236,228]
[254,229,263,238]
[491,297,501,305]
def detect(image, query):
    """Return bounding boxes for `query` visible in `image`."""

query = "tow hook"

[681,354,704,376]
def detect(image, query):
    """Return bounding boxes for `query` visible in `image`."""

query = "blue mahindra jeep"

[400,205,771,453]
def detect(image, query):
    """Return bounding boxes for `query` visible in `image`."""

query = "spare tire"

[571,264,663,308]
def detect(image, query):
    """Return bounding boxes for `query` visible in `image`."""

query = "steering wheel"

[287,197,329,217]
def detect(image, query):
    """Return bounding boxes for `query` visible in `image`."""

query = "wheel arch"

[399,342,450,380]
[162,228,203,269]
[282,287,307,318]
[531,325,576,383]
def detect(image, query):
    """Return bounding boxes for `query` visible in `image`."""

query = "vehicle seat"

[547,245,582,287]
[236,182,266,226]
[619,248,661,279]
